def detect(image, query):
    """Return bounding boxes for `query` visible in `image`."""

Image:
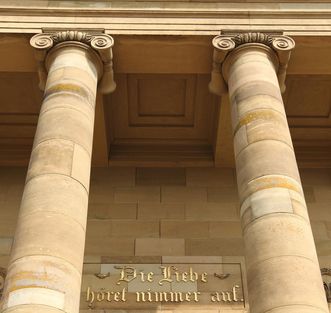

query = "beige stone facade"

[0,1,331,313]
[0,167,331,313]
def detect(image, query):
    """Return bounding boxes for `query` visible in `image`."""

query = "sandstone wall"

[0,167,330,311]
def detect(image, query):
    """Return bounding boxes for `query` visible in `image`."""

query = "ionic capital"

[209,32,295,95]
[30,30,116,94]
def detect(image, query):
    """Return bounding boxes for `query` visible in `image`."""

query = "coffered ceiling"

[0,34,330,168]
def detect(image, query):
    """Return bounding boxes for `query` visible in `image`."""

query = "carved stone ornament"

[321,268,331,303]
[0,267,6,300]
[30,30,116,94]
[209,32,295,95]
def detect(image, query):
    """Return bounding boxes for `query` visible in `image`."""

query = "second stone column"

[210,33,329,313]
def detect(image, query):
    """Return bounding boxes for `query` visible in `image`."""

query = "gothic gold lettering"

[86,287,95,306]
[193,291,201,302]
[116,266,136,285]
[170,291,183,302]
[159,266,172,285]
[232,285,239,302]
[97,290,105,302]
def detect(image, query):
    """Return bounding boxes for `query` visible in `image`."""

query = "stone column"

[209,33,329,313]
[1,31,115,313]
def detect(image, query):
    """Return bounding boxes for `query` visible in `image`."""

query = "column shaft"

[226,44,329,313]
[1,42,101,313]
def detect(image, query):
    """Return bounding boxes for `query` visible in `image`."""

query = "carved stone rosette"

[209,32,295,95]
[30,30,116,94]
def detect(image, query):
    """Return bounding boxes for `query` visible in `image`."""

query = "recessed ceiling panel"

[106,73,217,165]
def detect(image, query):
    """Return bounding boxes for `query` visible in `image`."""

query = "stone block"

[236,140,300,192]
[88,203,137,219]
[82,263,100,275]
[114,187,160,203]
[27,139,74,182]
[138,202,185,220]
[308,203,331,222]
[100,256,161,264]
[185,202,240,221]
[90,167,135,187]
[318,256,331,268]
[85,237,134,256]
[302,185,316,203]
[326,222,331,239]
[89,185,115,204]
[0,256,9,269]
[34,106,94,154]
[233,125,249,157]
[244,214,318,269]
[0,218,17,236]
[3,255,81,313]
[83,255,101,263]
[229,62,279,96]
[50,48,98,80]
[0,237,13,255]
[161,221,209,238]
[41,86,94,119]
[311,222,329,240]
[316,240,331,256]
[11,212,85,270]
[207,187,238,203]
[20,174,88,229]
[86,220,112,238]
[232,94,286,123]
[162,256,222,264]
[161,187,207,203]
[313,185,331,202]
[136,168,186,185]
[186,168,235,187]
[46,67,96,97]
[185,238,244,256]
[247,256,326,313]
[110,221,159,238]
[241,110,291,151]
[71,143,91,190]
[239,174,303,206]
[135,238,185,256]
[209,222,242,238]
[240,187,293,226]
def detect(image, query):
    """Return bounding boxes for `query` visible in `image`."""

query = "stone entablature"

[0,2,330,35]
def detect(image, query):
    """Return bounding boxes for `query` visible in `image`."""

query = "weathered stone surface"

[135,238,185,256]
[222,37,329,313]
[2,36,102,313]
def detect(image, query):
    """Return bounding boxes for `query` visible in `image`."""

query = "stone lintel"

[30,30,116,94]
[208,32,295,95]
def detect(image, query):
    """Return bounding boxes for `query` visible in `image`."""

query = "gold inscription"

[135,290,201,302]
[86,265,244,307]
[159,266,208,285]
[210,285,243,303]
[87,287,127,306]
